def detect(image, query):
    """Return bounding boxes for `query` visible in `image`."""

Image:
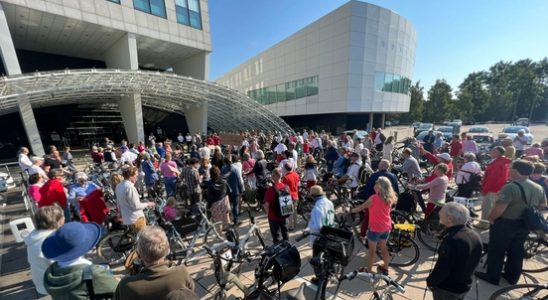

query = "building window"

[374,72,411,95]
[133,0,167,18]
[107,0,121,3]
[175,0,202,30]
[247,75,319,104]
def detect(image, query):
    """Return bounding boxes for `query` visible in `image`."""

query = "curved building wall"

[217,0,416,118]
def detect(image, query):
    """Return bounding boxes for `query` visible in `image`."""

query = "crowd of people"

[13,126,548,300]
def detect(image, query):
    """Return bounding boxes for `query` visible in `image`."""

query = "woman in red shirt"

[347,176,396,274]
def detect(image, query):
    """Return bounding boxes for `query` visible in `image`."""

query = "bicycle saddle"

[284,282,306,300]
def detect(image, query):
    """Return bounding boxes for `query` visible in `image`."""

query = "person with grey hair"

[251,149,268,203]
[24,205,65,296]
[476,160,546,286]
[114,226,194,299]
[427,202,482,300]
[456,152,482,198]
[28,155,48,180]
[68,172,99,220]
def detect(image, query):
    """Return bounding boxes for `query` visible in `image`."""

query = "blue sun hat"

[42,222,102,262]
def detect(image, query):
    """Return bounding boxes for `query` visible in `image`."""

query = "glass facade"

[247,75,319,105]
[175,0,202,30]
[374,72,411,94]
[133,0,167,18]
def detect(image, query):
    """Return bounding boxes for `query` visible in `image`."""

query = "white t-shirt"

[19,154,32,172]
[308,196,335,243]
[346,161,361,188]
[24,230,54,295]
[456,161,482,185]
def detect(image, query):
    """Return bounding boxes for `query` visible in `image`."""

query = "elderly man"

[427,202,482,300]
[68,172,99,220]
[332,152,362,194]
[475,160,546,285]
[115,226,194,299]
[120,146,137,165]
[28,156,48,180]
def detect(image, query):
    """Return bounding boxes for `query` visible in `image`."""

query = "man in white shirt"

[28,156,48,180]
[333,152,361,192]
[120,146,137,165]
[18,147,33,172]
[115,166,155,232]
[302,130,309,141]
[177,132,184,144]
[199,143,211,159]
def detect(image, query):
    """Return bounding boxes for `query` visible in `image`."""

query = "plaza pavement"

[1,124,547,299]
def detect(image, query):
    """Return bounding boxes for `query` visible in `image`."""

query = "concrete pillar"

[0,3,44,156]
[369,112,374,131]
[103,33,144,143]
[172,52,210,133]
[381,113,386,129]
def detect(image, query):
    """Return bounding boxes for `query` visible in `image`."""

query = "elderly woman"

[24,205,65,297]
[456,153,482,198]
[68,172,100,220]
[160,153,180,197]
[42,222,118,299]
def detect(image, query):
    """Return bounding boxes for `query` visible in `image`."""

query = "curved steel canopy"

[0,69,293,133]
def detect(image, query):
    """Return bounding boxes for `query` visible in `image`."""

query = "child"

[163,197,178,222]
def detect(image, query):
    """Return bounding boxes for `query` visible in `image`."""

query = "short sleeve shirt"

[497,179,546,220]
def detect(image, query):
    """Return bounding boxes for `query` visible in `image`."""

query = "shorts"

[367,230,390,242]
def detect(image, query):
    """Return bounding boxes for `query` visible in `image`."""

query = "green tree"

[425,80,453,123]
[400,81,424,123]
[456,71,490,122]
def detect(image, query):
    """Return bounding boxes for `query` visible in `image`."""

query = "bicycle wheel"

[297,197,314,224]
[489,283,548,300]
[383,231,420,267]
[96,230,135,265]
[522,236,548,273]
[416,218,443,252]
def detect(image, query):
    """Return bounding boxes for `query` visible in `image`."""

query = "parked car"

[414,123,434,136]
[343,130,368,140]
[467,126,490,134]
[452,119,463,126]
[436,126,455,140]
[513,118,530,127]
[501,126,534,144]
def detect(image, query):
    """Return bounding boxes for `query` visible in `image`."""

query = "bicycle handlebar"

[341,271,405,294]
[295,231,348,259]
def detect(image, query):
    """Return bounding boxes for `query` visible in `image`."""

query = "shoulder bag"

[513,182,548,233]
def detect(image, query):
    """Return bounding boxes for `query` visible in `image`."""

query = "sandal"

[377,265,389,276]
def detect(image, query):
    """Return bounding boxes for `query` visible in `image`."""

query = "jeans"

[486,218,529,284]
[164,177,177,197]
[268,219,288,243]
[229,193,240,224]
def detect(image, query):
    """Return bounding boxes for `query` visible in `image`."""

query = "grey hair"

[255,150,265,159]
[378,159,390,170]
[75,172,88,181]
[442,202,469,225]
[48,168,64,179]
[34,204,64,230]
[136,226,170,264]
[463,152,476,162]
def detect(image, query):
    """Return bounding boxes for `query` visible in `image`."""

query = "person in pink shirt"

[163,197,178,221]
[524,143,543,158]
[347,176,396,274]
[28,173,44,204]
[461,135,478,155]
[160,153,180,197]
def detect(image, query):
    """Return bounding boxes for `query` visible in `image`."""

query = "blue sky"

[208,0,548,92]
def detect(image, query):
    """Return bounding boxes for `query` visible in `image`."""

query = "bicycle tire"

[382,232,419,267]
[522,236,548,273]
[489,283,548,300]
[96,230,135,264]
[297,197,314,224]
[416,219,442,252]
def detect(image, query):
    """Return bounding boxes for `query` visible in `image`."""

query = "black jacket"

[426,225,482,293]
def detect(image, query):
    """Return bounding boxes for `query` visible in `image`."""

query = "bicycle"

[339,269,406,300]
[522,232,548,273]
[489,282,547,300]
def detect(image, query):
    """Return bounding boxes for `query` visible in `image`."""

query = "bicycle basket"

[313,226,354,266]
[264,241,301,283]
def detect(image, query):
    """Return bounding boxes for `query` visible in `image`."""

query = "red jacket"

[282,171,300,201]
[424,152,454,181]
[79,189,109,224]
[39,179,67,208]
[482,156,511,193]
[449,141,462,157]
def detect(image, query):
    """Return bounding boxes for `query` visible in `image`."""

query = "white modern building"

[217,0,417,133]
[0,0,291,158]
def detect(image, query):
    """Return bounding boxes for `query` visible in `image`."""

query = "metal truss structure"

[0,69,293,133]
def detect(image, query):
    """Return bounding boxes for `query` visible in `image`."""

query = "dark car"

[414,123,434,136]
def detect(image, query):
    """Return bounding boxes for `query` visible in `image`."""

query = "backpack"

[272,186,294,218]
[357,164,372,186]
[460,170,482,192]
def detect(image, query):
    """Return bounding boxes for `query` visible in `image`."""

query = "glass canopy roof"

[0,69,293,133]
